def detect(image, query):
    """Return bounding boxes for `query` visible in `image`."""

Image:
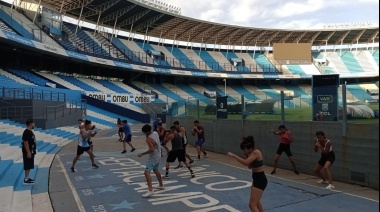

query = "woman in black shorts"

[227,136,267,212]
[117,118,123,141]
[314,131,335,190]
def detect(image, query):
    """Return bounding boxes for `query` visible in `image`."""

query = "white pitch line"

[56,155,86,212]
[204,158,379,203]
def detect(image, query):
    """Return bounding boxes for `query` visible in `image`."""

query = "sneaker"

[326,184,335,190]
[131,148,136,152]
[70,167,75,172]
[189,160,195,164]
[191,172,195,178]
[23,178,34,184]
[165,175,170,179]
[294,171,300,175]
[153,186,165,190]
[142,191,154,198]
[174,165,183,169]
[92,164,99,168]
[203,154,208,158]
[121,150,127,154]
[271,170,276,175]
[317,179,328,184]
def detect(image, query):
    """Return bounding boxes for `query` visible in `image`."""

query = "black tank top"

[171,133,183,151]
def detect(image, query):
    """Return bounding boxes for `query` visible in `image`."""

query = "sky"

[161,0,379,29]
[1,0,378,29]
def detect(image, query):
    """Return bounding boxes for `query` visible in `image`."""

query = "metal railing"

[0,87,66,102]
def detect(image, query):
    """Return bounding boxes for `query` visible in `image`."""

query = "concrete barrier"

[167,117,379,190]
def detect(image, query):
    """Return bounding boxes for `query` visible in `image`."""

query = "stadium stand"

[0,19,15,33]
[6,69,51,87]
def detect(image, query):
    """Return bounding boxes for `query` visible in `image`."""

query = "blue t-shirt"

[123,123,131,136]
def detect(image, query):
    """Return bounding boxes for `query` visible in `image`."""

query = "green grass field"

[185,104,379,124]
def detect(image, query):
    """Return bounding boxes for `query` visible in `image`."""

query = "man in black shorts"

[70,120,99,172]
[22,119,37,184]
[164,126,195,179]
[174,121,194,168]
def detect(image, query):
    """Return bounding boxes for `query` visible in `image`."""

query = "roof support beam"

[293,31,308,43]
[307,31,322,43]
[317,31,335,45]
[81,0,120,18]
[234,29,256,45]
[278,32,293,43]
[246,30,268,45]
[262,31,281,46]
[100,5,136,23]
[133,14,165,32]
[176,22,205,40]
[63,0,93,12]
[218,28,243,44]
[190,25,219,41]
[350,29,366,44]
[334,30,350,45]
[367,30,379,42]
[116,9,151,28]
[160,20,190,37]
[203,26,230,43]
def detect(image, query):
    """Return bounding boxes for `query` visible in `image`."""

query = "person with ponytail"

[314,131,335,190]
[227,136,267,212]
[270,125,299,175]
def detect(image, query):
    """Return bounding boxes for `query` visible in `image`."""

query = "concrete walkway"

[49,124,379,212]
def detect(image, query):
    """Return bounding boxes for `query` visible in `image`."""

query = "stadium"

[0,0,378,211]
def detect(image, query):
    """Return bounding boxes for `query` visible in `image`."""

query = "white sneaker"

[326,184,335,190]
[142,191,154,198]
[317,179,328,184]
[153,186,165,190]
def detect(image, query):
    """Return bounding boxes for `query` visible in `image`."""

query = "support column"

[94,10,102,35]
[33,0,42,23]
[59,0,65,13]
[75,0,85,35]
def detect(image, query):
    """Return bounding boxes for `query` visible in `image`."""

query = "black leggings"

[252,172,268,191]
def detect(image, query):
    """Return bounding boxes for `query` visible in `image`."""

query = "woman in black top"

[227,136,267,212]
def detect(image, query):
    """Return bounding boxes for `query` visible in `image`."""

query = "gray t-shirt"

[147,132,161,164]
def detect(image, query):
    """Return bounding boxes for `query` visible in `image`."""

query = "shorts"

[276,143,292,157]
[196,139,205,147]
[146,162,160,171]
[22,148,35,170]
[77,145,91,155]
[252,172,268,191]
[123,134,132,142]
[318,151,335,166]
[88,140,93,148]
[166,149,186,163]
[161,140,166,146]
[118,127,123,133]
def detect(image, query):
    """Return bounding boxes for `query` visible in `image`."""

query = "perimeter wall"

[166,117,379,190]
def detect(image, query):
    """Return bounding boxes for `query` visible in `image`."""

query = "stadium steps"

[152,45,184,68]
[34,72,82,90]
[93,33,124,59]
[179,48,211,70]
[251,53,279,72]
[193,49,225,72]
[202,84,237,102]
[221,51,250,72]
[0,119,82,212]
[176,84,214,104]
[208,51,237,72]
[371,49,379,65]
[0,69,35,85]
[110,37,142,62]
[229,85,259,101]
[135,41,172,67]
[235,52,263,72]
[346,84,374,101]
[0,19,16,33]
[165,46,197,69]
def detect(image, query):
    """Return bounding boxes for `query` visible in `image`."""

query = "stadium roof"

[41,0,379,46]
